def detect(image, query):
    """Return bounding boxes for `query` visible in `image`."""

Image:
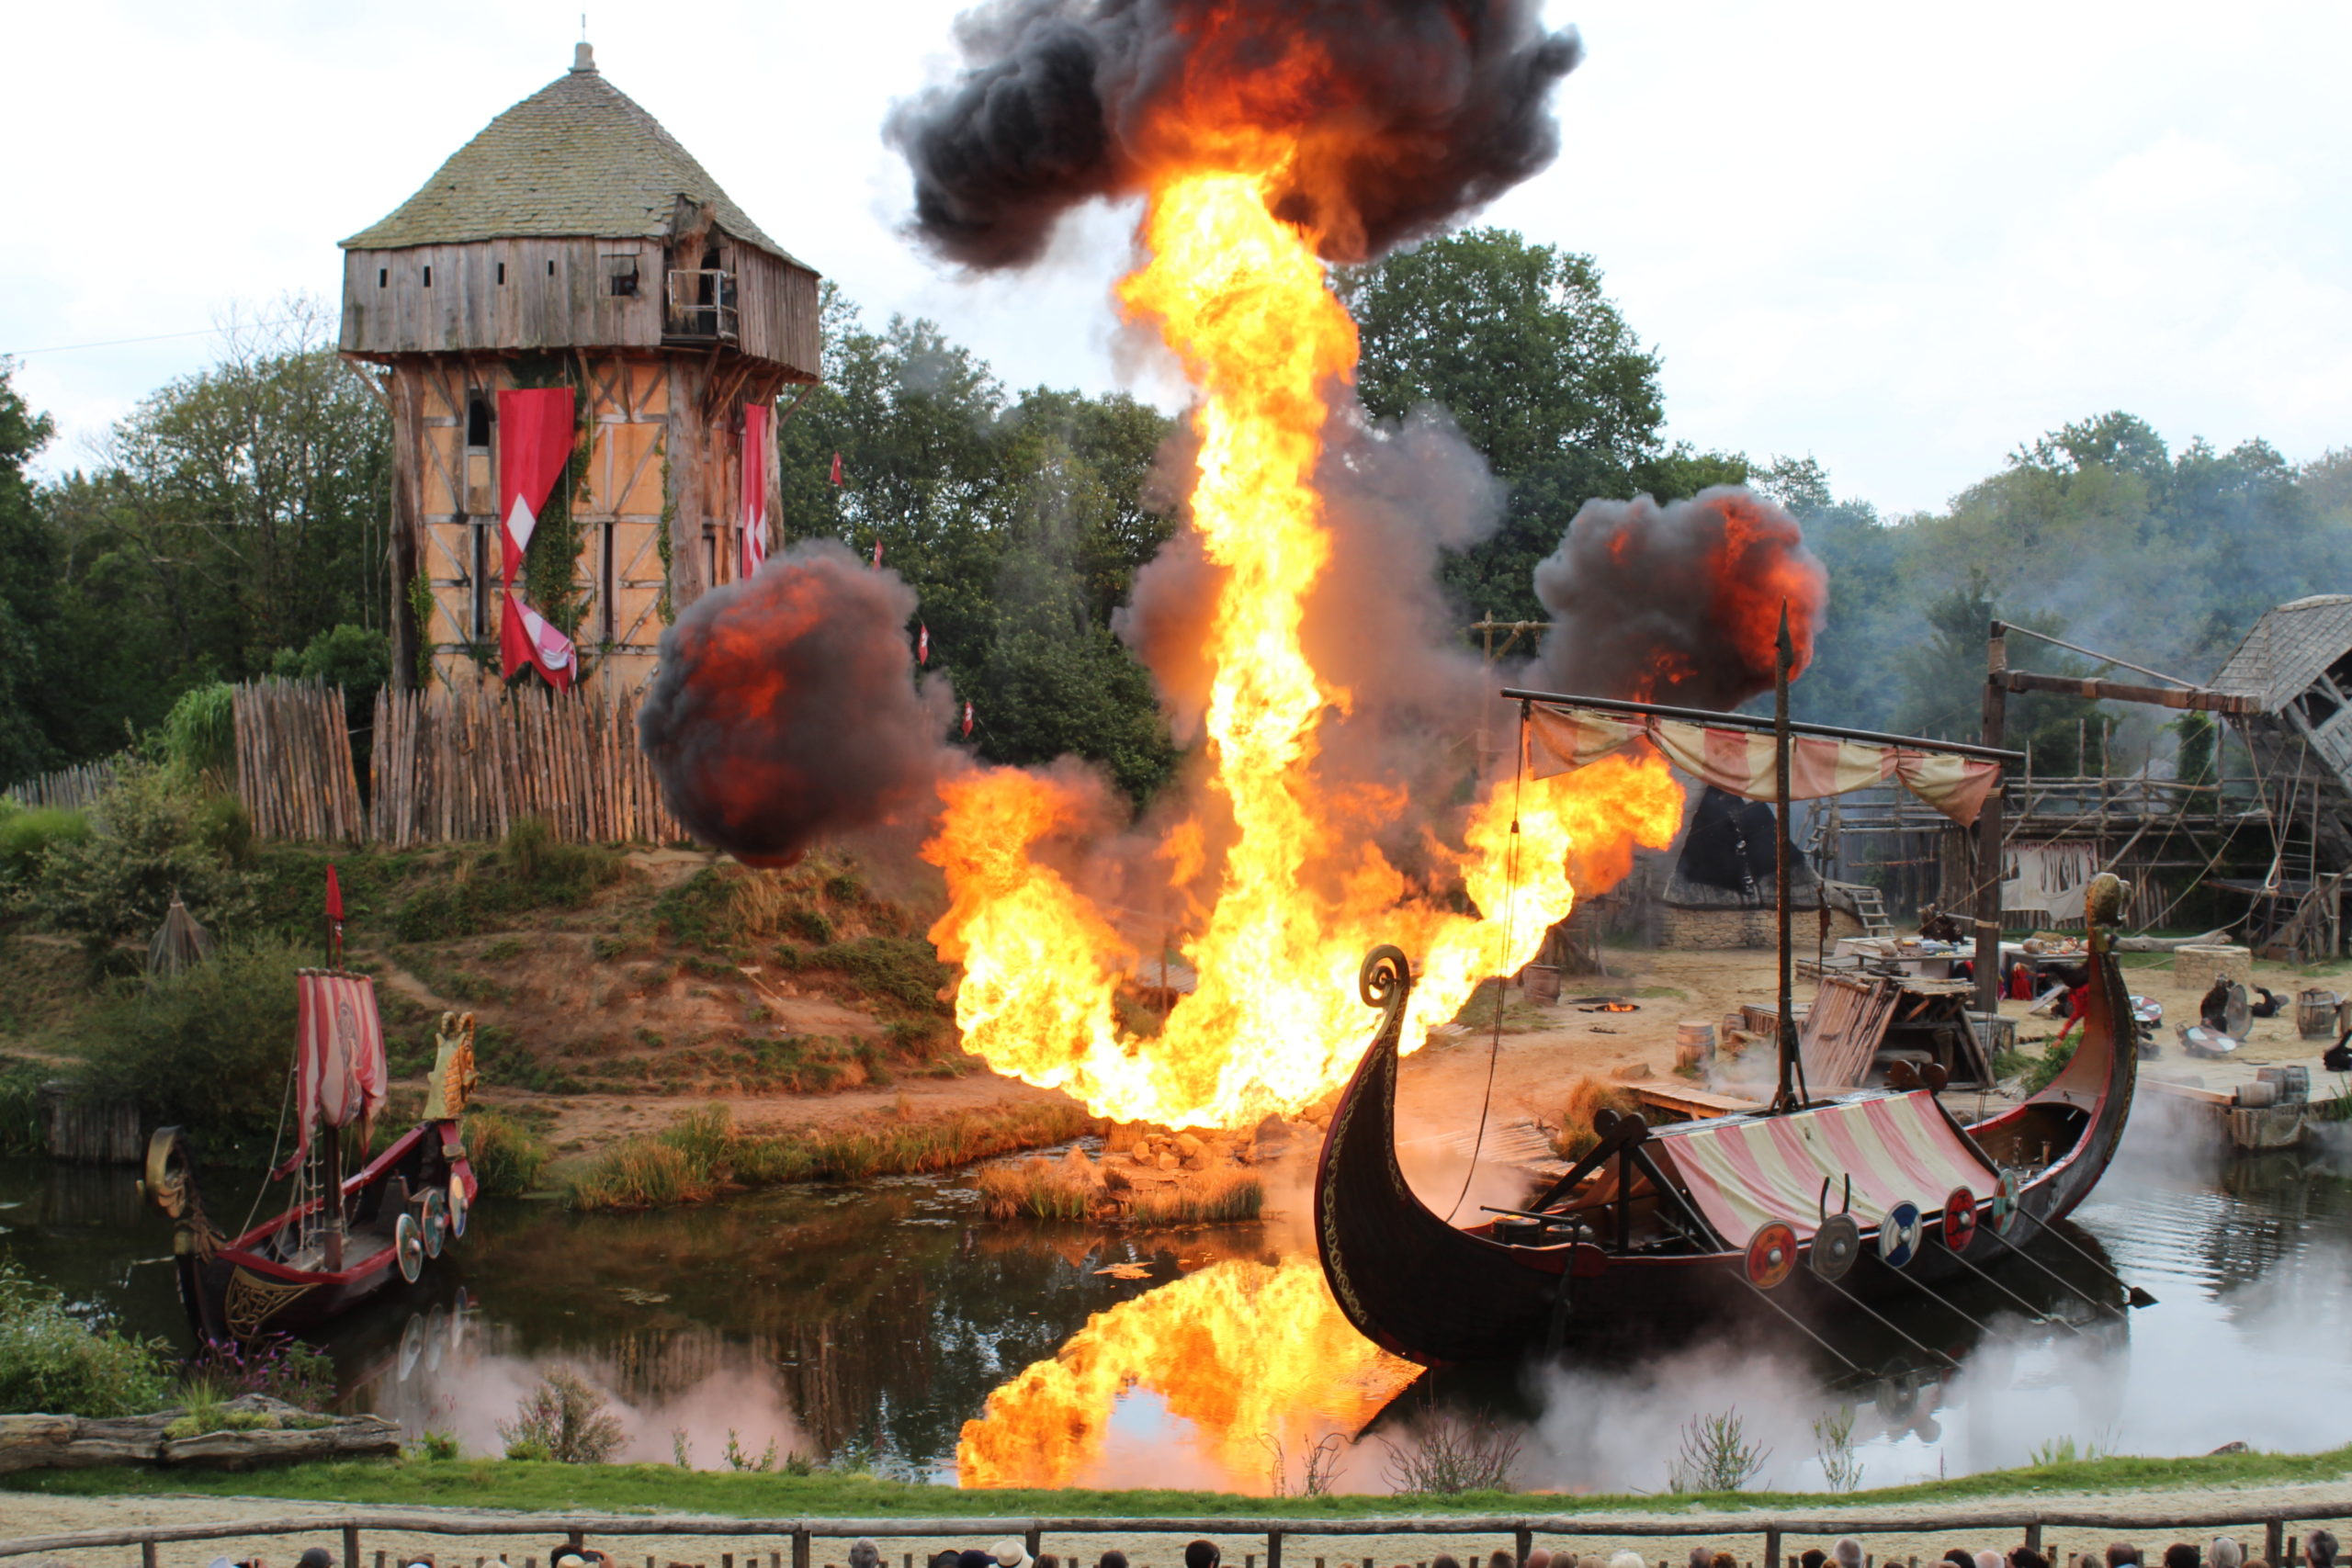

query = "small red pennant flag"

[325,863,345,923]
[961,700,974,739]
[871,536,883,570]
[917,623,929,666]
[829,452,842,487]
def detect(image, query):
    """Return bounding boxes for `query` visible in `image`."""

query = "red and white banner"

[740,402,771,581]
[273,972,388,1179]
[1528,707,2001,826]
[503,595,576,691]
[494,388,578,686]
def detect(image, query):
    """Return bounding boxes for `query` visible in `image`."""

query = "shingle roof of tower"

[2211,594,2352,712]
[341,49,800,265]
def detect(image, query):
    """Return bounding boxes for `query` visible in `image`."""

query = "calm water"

[6,1103,2348,1494]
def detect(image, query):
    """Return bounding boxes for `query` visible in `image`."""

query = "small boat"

[144,901,482,1345]
[1316,871,2138,1366]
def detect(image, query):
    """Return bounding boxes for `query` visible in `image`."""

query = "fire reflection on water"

[956,1258,1417,1491]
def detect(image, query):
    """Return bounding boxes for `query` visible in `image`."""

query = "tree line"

[3,233,2346,797]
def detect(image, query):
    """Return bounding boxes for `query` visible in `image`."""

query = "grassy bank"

[563,1101,1096,1210]
[11,1441,2352,1515]
[976,1156,1264,1224]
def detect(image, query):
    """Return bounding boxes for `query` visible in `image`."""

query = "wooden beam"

[2001,671,2259,714]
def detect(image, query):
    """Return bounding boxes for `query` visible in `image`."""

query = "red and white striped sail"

[1529,708,2000,826]
[272,972,388,1179]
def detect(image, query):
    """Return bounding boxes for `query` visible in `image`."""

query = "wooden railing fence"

[368,682,686,848]
[234,679,367,841]
[3,1503,2346,1568]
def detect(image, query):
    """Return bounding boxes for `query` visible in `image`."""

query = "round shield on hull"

[1879,1201,1924,1268]
[421,1189,449,1258]
[395,1213,425,1283]
[1810,1213,1862,1281]
[1943,1186,1980,1252]
[447,1177,470,1240]
[1747,1222,1798,1289]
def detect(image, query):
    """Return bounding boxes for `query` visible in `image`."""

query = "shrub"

[465,1108,554,1196]
[12,762,256,955]
[496,1369,625,1463]
[1379,1407,1521,1495]
[1127,1170,1264,1225]
[0,1260,172,1417]
[0,803,91,885]
[158,682,238,784]
[814,936,952,1012]
[2021,1034,2078,1095]
[1667,1407,1771,1494]
[74,940,305,1160]
[0,1056,45,1156]
[181,1334,334,1412]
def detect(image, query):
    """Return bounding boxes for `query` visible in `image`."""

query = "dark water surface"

[5,1110,2349,1494]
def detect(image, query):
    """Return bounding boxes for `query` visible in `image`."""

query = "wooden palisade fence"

[234,680,368,841]
[0,758,117,811]
[368,682,686,848]
[220,679,687,847]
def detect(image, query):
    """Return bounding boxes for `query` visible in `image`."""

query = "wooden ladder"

[1846,884,1895,938]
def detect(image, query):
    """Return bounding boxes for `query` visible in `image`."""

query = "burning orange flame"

[923,138,1685,1130]
[956,1258,1418,1491]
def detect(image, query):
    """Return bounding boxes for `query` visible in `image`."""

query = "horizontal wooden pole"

[2000,671,2261,713]
[10,1500,2352,1560]
[1499,688,2024,763]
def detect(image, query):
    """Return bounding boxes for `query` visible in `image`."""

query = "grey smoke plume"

[1527,487,1830,714]
[639,544,950,866]
[887,0,1584,269]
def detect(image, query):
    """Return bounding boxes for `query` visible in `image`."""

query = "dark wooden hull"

[1316,923,2138,1367]
[175,1122,476,1345]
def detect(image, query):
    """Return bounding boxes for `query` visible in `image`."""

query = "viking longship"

[1315,665,2141,1368]
[145,955,482,1345]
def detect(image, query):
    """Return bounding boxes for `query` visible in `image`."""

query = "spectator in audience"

[2211,1540,2245,1568]
[2307,1531,2337,1568]
[1834,1540,1866,1568]
[2109,1545,2143,1567]
[995,1541,1035,1568]
[1799,1551,1826,1568]
[1608,1552,1645,1568]
[849,1541,881,1568]
[1039,1557,1060,1568]
[1098,1554,1129,1568]
[1183,1543,1220,1568]
[294,1551,334,1568]
[1522,1551,1549,1568]
[1713,1553,1738,1568]
[1978,1551,2004,1568]
[1430,1554,1458,1568]
[929,1552,960,1568]
[1690,1547,1715,1568]
[1943,1551,1974,1568]
[2009,1549,2049,1568]
[957,1550,994,1568]
[2165,1546,2199,1568]
[1486,1553,1511,1568]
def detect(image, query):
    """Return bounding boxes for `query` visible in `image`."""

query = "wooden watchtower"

[340,43,820,693]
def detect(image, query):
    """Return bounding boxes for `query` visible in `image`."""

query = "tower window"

[496,261,506,286]
[600,523,617,643]
[422,265,433,288]
[605,254,639,297]
[548,258,556,276]
[470,523,492,640]
[377,267,387,288]
[466,393,492,448]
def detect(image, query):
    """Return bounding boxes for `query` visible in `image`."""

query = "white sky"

[6,1,2348,514]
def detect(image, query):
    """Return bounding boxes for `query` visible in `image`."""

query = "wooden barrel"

[2258,1065,2311,1104]
[2297,989,2341,1039]
[1675,1020,1715,1073]
[1520,964,1562,1006]
[2234,1079,2280,1109]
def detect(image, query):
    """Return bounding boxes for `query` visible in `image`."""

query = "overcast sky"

[7,1,2348,515]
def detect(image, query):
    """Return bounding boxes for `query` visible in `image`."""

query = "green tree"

[1337,228,1745,626]
[775,287,1180,799]
[33,300,390,761]
[0,359,62,784]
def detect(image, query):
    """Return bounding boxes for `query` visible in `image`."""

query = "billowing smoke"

[639,544,949,866]
[1526,487,1830,713]
[887,0,1584,268]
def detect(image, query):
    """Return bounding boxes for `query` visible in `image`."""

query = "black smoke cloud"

[1526,488,1829,714]
[639,544,951,866]
[888,0,1584,269]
